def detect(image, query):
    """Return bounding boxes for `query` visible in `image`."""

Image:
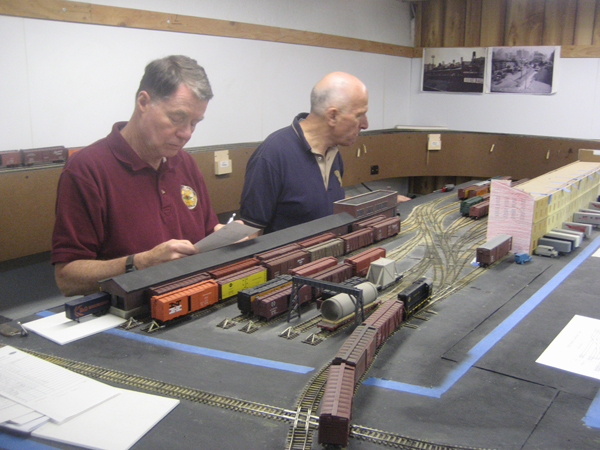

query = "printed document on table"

[536,315,600,380]
[0,346,118,423]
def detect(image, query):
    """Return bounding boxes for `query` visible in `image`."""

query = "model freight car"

[21,146,68,166]
[65,291,111,321]
[150,280,219,322]
[562,221,592,237]
[305,238,345,261]
[253,284,312,320]
[237,275,293,314]
[344,247,386,277]
[0,150,21,167]
[573,211,600,227]
[362,299,404,346]
[370,216,401,241]
[318,363,355,447]
[340,228,374,254]
[537,236,573,254]
[469,200,490,219]
[476,234,512,267]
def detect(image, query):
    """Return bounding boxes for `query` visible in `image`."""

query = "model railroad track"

[350,425,487,450]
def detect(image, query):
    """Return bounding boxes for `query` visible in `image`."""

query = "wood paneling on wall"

[2,131,597,262]
[415,0,600,56]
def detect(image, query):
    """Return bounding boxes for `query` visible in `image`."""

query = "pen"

[227,213,236,224]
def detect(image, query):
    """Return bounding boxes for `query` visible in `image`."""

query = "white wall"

[0,0,598,153]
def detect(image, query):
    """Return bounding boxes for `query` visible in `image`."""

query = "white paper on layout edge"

[32,388,179,450]
[0,346,119,423]
[0,395,35,424]
[22,312,126,345]
[536,315,600,381]
[194,221,259,253]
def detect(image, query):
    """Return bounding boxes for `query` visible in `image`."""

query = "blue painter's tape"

[34,312,313,374]
[0,432,59,450]
[364,234,600,427]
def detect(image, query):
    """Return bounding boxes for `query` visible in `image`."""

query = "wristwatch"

[125,254,137,273]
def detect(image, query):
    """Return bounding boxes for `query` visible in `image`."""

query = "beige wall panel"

[480,0,507,46]
[595,0,600,44]
[443,0,467,46]
[505,0,545,46]
[543,0,577,45]
[465,0,483,46]
[421,0,446,47]
[574,0,597,44]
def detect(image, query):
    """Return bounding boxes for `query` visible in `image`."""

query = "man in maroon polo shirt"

[52,55,223,296]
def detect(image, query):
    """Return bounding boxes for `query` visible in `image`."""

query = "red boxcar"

[340,228,374,254]
[363,300,404,347]
[344,247,386,277]
[318,363,355,447]
[370,216,401,241]
[332,324,377,385]
[261,249,310,278]
[253,285,311,320]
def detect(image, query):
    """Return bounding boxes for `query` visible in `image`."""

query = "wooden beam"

[574,0,597,44]
[543,0,577,45]
[0,0,414,58]
[480,0,506,46]
[443,0,467,46]
[464,0,483,47]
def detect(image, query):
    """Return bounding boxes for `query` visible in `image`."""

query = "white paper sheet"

[194,221,259,252]
[0,346,118,423]
[32,388,179,450]
[22,312,126,345]
[0,395,34,424]
[536,315,600,380]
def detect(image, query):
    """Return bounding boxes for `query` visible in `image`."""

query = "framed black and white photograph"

[488,46,560,94]
[422,47,486,93]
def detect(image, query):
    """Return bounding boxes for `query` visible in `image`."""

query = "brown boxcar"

[351,215,386,232]
[148,272,212,298]
[288,256,338,277]
[469,200,490,220]
[344,247,386,277]
[253,284,312,320]
[363,300,404,346]
[237,275,292,314]
[370,216,401,241]
[333,190,397,220]
[255,243,301,261]
[21,146,68,166]
[0,150,21,167]
[476,234,512,267]
[332,324,377,385]
[340,228,374,254]
[261,249,310,278]
[206,257,260,279]
[312,263,354,298]
[296,232,336,248]
[306,238,345,261]
[150,280,219,322]
[466,183,491,198]
[318,363,355,447]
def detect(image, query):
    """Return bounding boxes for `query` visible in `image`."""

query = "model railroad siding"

[0,150,21,167]
[573,211,600,227]
[21,146,68,165]
[537,236,573,253]
[215,266,267,300]
[311,264,354,298]
[150,280,219,322]
[261,249,310,278]
[332,324,377,385]
[398,277,433,316]
[333,190,397,220]
[562,221,593,237]
[254,243,301,261]
[469,200,490,219]
[296,232,336,248]
[288,256,338,277]
[306,238,345,261]
[253,284,312,320]
[148,272,212,298]
[206,258,260,279]
[237,275,293,314]
[476,234,512,267]
[318,363,355,448]
[351,215,387,232]
[363,300,404,347]
[371,216,401,241]
[340,228,374,254]
[344,247,386,277]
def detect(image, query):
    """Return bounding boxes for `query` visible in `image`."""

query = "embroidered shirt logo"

[181,185,198,209]
[334,170,343,187]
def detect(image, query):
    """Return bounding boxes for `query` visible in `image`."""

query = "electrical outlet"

[371,165,379,175]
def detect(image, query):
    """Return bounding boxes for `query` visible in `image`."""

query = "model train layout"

[60,173,600,450]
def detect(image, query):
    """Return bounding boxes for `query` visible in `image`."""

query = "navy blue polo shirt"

[240,113,345,234]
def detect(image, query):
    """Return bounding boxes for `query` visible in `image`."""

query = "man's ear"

[324,107,339,126]
[136,91,152,112]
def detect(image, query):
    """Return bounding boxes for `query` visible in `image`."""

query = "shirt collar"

[291,113,312,154]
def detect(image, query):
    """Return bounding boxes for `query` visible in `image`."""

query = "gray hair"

[136,55,213,102]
